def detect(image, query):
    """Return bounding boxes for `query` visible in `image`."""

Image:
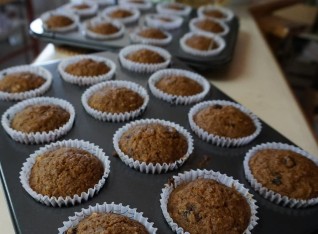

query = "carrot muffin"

[0,72,45,93]
[185,35,218,51]
[126,49,165,64]
[168,178,251,234]
[88,22,119,35]
[66,212,148,234]
[29,147,104,197]
[138,28,167,39]
[45,15,74,29]
[109,9,133,19]
[194,18,224,34]
[203,9,226,19]
[249,149,318,200]
[119,123,188,164]
[65,59,110,77]
[11,104,70,133]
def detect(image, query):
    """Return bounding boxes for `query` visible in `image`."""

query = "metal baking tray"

[1,51,318,234]
[29,6,239,70]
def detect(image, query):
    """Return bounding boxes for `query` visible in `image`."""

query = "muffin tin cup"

[1,97,75,144]
[62,1,98,17]
[145,14,184,31]
[58,55,116,86]
[189,17,230,37]
[148,68,210,105]
[41,10,79,33]
[197,5,234,22]
[243,142,318,208]
[180,31,226,57]
[0,65,53,101]
[82,17,125,40]
[58,202,157,233]
[113,119,194,174]
[119,44,171,73]
[81,80,149,122]
[156,2,191,17]
[160,169,258,234]
[118,0,152,10]
[19,139,111,207]
[188,100,262,147]
[101,6,140,24]
[130,27,173,46]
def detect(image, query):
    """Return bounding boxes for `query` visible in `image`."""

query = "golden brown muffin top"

[249,149,318,200]
[138,28,167,39]
[185,35,218,51]
[11,104,70,133]
[168,178,251,234]
[29,147,104,197]
[126,49,165,64]
[195,19,224,33]
[88,86,144,113]
[155,75,203,96]
[66,212,148,234]
[109,9,133,19]
[0,72,45,93]
[88,22,119,35]
[65,59,110,77]
[194,105,256,138]
[119,123,188,164]
[45,15,73,29]
[165,3,184,11]
[204,9,226,19]
[72,3,90,10]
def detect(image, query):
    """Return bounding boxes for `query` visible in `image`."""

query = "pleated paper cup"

[19,139,111,207]
[58,55,116,86]
[244,142,318,208]
[130,27,172,46]
[145,14,183,31]
[180,31,226,57]
[119,44,171,73]
[101,6,140,24]
[113,119,194,174]
[62,1,98,17]
[156,2,191,17]
[160,169,258,234]
[41,10,79,33]
[0,65,52,101]
[58,202,157,233]
[188,100,262,147]
[148,68,210,105]
[189,17,230,37]
[82,17,125,40]
[81,80,149,122]
[1,97,75,144]
[92,0,115,6]
[197,5,234,22]
[118,0,152,10]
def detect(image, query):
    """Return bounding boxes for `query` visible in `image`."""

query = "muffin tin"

[29,5,239,70]
[1,51,318,234]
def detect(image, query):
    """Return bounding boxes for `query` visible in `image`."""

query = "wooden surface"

[1,5,318,234]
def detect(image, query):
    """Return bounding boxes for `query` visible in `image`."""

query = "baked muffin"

[203,9,226,19]
[88,86,144,113]
[126,49,165,64]
[88,23,119,35]
[65,59,110,77]
[45,15,73,29]
[168,178,251,234]
[165,3,184,10]
[66,212,148,234]
[119,123,188,164]
[138,28,167,39]
[195,18,224,34]
[29,147,104,197]
[72,3,90,10]
[109,9,133,19]
[0,72,45,93]
[185,35,218,51]
[11,104,70,133]
[158,17,173,22]
[249,149,318,200]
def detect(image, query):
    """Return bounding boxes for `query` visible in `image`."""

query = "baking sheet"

[0,52,318,234]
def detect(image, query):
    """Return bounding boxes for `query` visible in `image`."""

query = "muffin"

[118,0,152,10]
[88,23,119,35]
[203,9,226,19]
[45,15,73,29]
[194,18,224,34]
[145,14,183,30]
[186,35,217,51]
[65,59,110,77]
[41,11,78,32]
[72,3,90,10]
[197,5,234,22]
[138,28,167,39]
[130,27,172,46]
[103,6,140,24]
[84,18,124,40]
[126,49,165,64]
[156,2,191,16]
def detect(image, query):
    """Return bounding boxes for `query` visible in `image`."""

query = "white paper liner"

[101,6,140,24]
[82,17,125,40]
[243,142,318,208]
[41,10,79,33]
[118,0,152,10]
[156,2,191,17]
[0,65,52,101]
[145,14,183,31]
[188,100,262,147]
[180,31,226,57]
[58,202,157,233]
[62,1,98,17]
[160,169,258,234]
[58,55,116,86]
[148,68,210,105]
[189,17,230,37]
[1,97,75,144]
[81,80,149,122]
[130,27,172,46]
[197,5,234,22]
[91,0,115,6]
[19,139,111,207]
[119,44,171,73]
[113,119,194,174]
